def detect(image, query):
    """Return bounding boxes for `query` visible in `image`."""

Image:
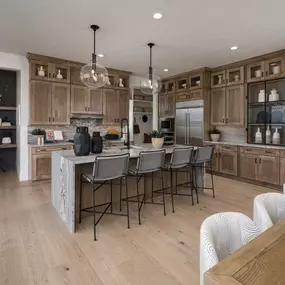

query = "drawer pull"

[246,148,252,151]
[265,150,272,154]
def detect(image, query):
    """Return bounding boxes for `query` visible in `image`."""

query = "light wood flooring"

[0,172,278,285]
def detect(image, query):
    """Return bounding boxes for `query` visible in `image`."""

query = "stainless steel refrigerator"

[175,100,204,146]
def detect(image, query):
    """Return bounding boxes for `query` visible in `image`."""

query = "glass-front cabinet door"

[211,70,226,88]
[226,66,244,86]
[189,73,203,89]
[176,76,188,92]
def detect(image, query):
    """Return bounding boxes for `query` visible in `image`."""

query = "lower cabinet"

[239,153,258,180]
[211,149,219,172]
[258,155,279,185]
[280,157,285,186]
[31,146,73,181]
[219,151,238,176]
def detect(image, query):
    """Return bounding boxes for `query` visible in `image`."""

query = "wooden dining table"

[205,218,285,285]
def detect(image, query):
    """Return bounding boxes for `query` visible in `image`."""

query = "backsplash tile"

[28,118,120,143]
[218,126,245,143]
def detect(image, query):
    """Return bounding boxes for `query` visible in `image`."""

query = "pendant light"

[140,43,162,95]
[80,25,108,88]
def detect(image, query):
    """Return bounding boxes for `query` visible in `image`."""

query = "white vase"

[258,89,265,102]
[234,74,240,82]
[273,65,281,74]
[266,126,271,144]
[255,127,262,143]
[106,76,111,85]
[272,128,280,145]
[119,78,124,87]
[218,75,223,85]
[255,70,262,78]
[38,66,45,77]
[210,134,220,142]
[152,138,164,149]
[56,70,63,79]
[270,89,279,101]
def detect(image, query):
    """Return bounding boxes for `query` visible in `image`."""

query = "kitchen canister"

[255,127,262,143]
[270,89,279,101]
[258,89,265,102]
[273,65,281,74]
[255,70,262,78]
[272,128,280,145]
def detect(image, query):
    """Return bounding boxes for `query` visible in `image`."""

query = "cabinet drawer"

[240,147,279,156]
[32,146,73,154]
[280,150,285,157]
[220,145,238,152]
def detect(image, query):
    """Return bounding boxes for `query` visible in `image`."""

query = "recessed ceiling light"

[164,68,169,72]
[230,46,238,51]
[98,53,104,57]
[153,13,163,20]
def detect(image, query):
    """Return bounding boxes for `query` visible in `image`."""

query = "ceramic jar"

[234,74,240,82]
[258,90,265,102]
[270,89,279,101]
[272,128,280,145]
[152,138,164,149]
[119,78,124,87]
[106,76,111,85]
[273,65,281,74]
[2,137,11,144]
[56,70,63,79]
[38,66,45,77]
[218,75,223,85]
[266,126,271,144]
[255,70,262,78]
[255,127,262,143]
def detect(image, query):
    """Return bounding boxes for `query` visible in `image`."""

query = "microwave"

[160,118,175,132]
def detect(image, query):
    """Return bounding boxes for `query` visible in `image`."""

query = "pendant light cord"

[91,25,99,69]
[148,43,154,84]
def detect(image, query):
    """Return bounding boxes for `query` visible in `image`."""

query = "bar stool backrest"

[136,149,165,174]
[92,153,130,181]
[170,147,194,169]
[194,146,214,164]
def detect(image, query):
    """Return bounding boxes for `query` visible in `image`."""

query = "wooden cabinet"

[211,88,226,125]
[161,80,175,93]
[211,148,220,172]
[159,93,175,117]
[176,91,189,102]
[31,146,73,181]
[52,83,70,124]
[212,67,244,88]
[258,155,280,185]
[30,81,52,125]
[71,85,103,115]
[30,81,70,125]
[211,70,226,88]
[239,153,258,180]
[226,85,244,126]
[280,156,285,186]
[211,85,244,127]
[70,66,84,85]
[71,85,88,113]
[247,57,285,82]
[118,90,129,121]
[190,89,203,100]
[219,150,238,176]
[103,89,119,124]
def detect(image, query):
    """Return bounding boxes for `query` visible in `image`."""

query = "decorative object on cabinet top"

[140,43,162,95]
[208,127,221,142]
[80,25,108,89]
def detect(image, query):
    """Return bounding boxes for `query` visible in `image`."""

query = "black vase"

[73,127,90,156]
[91,132,103,154]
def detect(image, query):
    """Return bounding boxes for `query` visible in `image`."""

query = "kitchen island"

[51,144,204,233]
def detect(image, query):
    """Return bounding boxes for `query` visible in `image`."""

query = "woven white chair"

[253,192,285,233]
[200,212,260,285]
[283,183,285,194]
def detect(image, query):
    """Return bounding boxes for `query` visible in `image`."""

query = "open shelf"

[0,126,16,129]
[133,112,153,115]
[0,144,17,149]
[0,106,17,111]
[133,100,153,103]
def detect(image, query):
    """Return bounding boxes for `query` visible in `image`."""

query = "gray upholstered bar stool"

[191,146,215,201]
[163,147,194,212]
[79,153,130,241]
[124,149,166,225]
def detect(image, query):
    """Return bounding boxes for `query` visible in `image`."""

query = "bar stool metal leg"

[161,171,166,216]
[93,184,97,241]
[170,168,175,213]
[136,176,141,225]
[125,176,130,229]
[151,172,154,203]
[190,167,195,206]
[119,177,122,212]
[210,162,215,198]
[193,166,199,204]
[110,180,113,214]
[79,174,83,224]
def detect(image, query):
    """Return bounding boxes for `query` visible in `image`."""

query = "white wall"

[0,52,29,181]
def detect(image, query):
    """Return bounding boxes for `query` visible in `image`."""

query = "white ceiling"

[1,0,285,78]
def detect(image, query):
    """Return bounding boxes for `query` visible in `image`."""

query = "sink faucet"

[121,118,130,149]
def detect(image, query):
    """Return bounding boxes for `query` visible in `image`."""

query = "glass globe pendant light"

[80,25,108,88]
[140,43,162,95]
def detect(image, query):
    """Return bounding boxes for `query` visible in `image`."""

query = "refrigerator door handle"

[188,112,191,145]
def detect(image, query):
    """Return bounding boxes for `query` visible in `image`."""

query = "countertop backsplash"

[217,126,245,143]
[28,118,120,144]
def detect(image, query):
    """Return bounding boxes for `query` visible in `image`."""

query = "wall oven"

[160,118,174,132]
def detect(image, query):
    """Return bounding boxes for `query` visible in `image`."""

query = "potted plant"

[150,130,164,149]
[31,128,46,145]
[208,127,221,142]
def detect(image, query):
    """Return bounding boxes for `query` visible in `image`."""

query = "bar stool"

[162,147,194,212]
[124,149,166,225]
[79,153,130,241]
[191,146,215,200]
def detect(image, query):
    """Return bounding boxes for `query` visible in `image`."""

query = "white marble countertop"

[54,144,197,165]
[204,141,285,150]
[29,142,74,148]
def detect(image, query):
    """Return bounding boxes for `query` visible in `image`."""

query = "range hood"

[70,113,104,119]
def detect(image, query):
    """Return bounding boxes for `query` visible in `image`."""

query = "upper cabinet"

[29,60,70,84]
[211,66,244,88]
[161,80,175,94]
[159,93,176,117]
[247,57,285,83]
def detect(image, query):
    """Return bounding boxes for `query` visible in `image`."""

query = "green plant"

[208,127,221,135]
[151,130,164,138]
[31,128,46,136]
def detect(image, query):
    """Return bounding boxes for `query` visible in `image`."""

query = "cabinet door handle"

[222,118,225,123]
[85,107,87,111]
[259,158,261,164]
[226,118,228,123]
[52,117,55,122]
[255,157,257,163]
[215,152,218,158]
[53,73,55,78]
[261,71,264,77]
[266,70,268,77]
[49,117,51,122]
[48,73,51,78]
[219,152,221,158]
[265,150,272,154]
